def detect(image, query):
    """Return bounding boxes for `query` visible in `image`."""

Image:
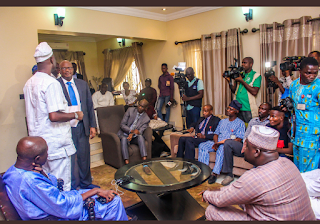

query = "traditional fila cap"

[247,125,280,150]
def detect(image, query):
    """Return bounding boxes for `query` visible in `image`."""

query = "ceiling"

[131,7,192,15]
[38,7,220,43]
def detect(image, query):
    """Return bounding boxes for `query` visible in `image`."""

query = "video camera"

[173,67,187,88]
[280,97,294,111]
[223,58,245,80]
[280,56,306,71]
[264,61,278,90]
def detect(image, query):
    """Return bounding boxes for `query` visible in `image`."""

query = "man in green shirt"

[225,57,261,124]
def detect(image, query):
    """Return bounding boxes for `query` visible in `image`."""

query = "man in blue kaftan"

[2,136,128,221]
[198,100,245,184]
[289,57,320,173]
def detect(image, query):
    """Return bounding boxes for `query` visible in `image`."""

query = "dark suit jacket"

[191,115,220,140]
[117,107,150,138]
[57,77,96,136]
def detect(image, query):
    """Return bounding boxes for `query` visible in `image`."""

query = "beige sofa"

[169,114,253,176]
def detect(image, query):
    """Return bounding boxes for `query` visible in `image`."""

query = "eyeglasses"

[60,67,73,71]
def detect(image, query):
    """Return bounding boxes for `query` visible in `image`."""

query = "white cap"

[247,125,280,150]
[34,42,53,63]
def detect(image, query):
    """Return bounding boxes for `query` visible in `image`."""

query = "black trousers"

[238,111,252,124]
[177,136,208,160]
[221,139,243,175]
[152,131,171,157]
[71,122,92,189]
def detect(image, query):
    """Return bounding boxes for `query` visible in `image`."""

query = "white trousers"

[42,154,72,191]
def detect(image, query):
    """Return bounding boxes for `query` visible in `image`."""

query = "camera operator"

[225,57,261,124]
[181,67,204,128]
[289,57,320,173]
[268,69,293,105]
[308,51,320,78]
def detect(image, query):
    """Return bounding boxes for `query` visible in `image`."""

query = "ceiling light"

[162,8,166,11]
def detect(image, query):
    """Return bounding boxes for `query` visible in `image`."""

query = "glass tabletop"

[124,159,201,187]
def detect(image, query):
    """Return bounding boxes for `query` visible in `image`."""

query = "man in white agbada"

[301,169,320,219]
[23,42,84,191]
[92,82,114,133]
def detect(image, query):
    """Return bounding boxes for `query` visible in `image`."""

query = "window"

[115,60,142,92]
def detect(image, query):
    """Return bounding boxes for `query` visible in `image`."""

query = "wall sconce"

[54,8,65,26]
[117,38,125,47]
[242,7,252,22]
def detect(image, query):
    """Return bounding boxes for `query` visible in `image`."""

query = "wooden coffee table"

[114,157,211,220]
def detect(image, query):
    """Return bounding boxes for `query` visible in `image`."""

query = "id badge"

[166,80,170,86]
[297,103,306,110]
[230,134,236,140]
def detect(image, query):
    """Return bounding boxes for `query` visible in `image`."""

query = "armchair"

[97,105,152,168]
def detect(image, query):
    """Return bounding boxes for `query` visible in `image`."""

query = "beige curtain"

[53,50,88,82]
[108,47,134,88]
[181,39,203,80]
[103,49,112,78]
[132,42,147,88]
[260,16,314,106]
[201,28,243,115]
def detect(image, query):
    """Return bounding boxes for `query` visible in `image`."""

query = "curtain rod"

[102,42,143,54]
[53,50,86,55]
[251,17,320,33]
[174,29,248,45]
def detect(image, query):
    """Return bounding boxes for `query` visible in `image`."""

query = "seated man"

[200,125,316,221]
[92,83,114,134]
[198,100,245,184]
[301,169,320,219]
[2,136,128,221]
[220,102,271,186]
[267,106,293,159]
[176,104,220,162]
[117,99,151,170]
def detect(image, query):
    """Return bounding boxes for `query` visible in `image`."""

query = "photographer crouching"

[224,57,262,124]
[181,67,204,128]
[289,57,320,173]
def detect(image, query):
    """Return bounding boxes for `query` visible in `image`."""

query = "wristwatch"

[74,112,78,120]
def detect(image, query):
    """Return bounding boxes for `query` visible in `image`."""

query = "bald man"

[57,60,97,190]
[118,99,150,167]
[182,67,204,128]
[2,137,128,221]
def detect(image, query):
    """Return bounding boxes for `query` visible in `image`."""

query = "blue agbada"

[2,165,128,221]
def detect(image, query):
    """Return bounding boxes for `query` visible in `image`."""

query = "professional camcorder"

[223,58,245,80]
[280,56,306,71]
[173,67,187,87]
[265,61,278,90]
[280,97,294,111]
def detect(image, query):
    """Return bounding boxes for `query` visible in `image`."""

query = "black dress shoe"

[208,174,217,184]
[81,184,100,189]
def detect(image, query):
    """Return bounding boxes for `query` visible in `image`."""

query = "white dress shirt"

[92,91,114,109]
[23,72,76,160]
[61,77,81,108]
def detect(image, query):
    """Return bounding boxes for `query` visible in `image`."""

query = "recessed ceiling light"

[162,8,166,11]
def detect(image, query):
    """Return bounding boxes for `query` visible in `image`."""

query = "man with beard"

[200,125,315,221]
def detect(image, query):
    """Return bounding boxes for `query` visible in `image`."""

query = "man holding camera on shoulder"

[224,57,261,124]
[289,57,320,173]
[268,69,293,105]
[182,67,204,128]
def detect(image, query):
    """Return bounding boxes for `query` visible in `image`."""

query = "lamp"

[117,38,125,47]
[242,7,252,22]
[54,8,65,26]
